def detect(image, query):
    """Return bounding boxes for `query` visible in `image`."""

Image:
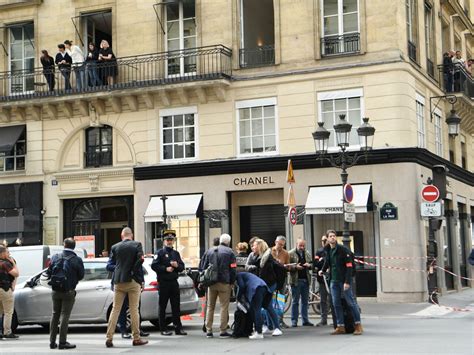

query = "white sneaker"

[249,332,264,340]
[262,325,270,334]
[272,328,283,336]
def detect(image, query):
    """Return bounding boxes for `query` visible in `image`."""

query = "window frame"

[160,106,199,162]
[406,0,419,62]
[416,93,426,148]
[164,0,197,77]
[85,125,113,168]
[0,128,26,173]
[317,88,364,151]
[8,22,35,95]
[236,97,279,157]
[320,0,360,38]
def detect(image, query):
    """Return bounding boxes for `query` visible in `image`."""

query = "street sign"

[344,212,356,223]
[344,202,355,213]
[421,185,440,203]
[289,207,297,225]
[420,202,442,217]
[343,184,354,203]
[380,202,398,220]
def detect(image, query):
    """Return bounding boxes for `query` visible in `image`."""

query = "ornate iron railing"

[321,33,360,56]
[239,45,275,68]
[0,45,232,102]
[437,63,474,98]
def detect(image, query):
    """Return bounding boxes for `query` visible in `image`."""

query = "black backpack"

[199,248,219,288]
[49,254,74,291]
[231,309,253,338]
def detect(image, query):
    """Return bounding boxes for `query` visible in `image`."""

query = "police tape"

[355,258,474,281]
[356,255,428,260]
[429,292,472,312]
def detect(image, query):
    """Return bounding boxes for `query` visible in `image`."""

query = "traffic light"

[432,165,447,200]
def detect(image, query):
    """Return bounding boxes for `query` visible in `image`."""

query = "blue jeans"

[74,65,85,91]
[330,281,361,326]
[262,283,280,330]
[250,286,267,333]
[291,279,309,325]
[87,62,102,86]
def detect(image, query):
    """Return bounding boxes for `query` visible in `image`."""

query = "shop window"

[165,0,197,76]
[85,125,112,168]
[8,22,35,95]
[169,218,200,268]
[415,93,425,148]
[0,127,26,172]
[321,0,360,56]
[160,107,197,161]
[236,98,278,156]
[239,0,275,68]
[317,88,363,149]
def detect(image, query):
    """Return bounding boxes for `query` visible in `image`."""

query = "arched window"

[85,125,112,167]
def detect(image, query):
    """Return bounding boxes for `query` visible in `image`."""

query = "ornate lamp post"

[312,115,375,249]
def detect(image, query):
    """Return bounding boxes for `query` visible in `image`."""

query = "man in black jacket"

[151,229,187,336]
[45,238,84,350]
[314,235,330,327]
[199,233,236,339]
[105,227,147,348]
[319,230,362,335]
[55,44,72,90]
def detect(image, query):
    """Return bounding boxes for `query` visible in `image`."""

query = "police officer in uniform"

[151,230,187,336]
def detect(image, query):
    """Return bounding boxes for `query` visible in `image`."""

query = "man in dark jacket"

[314,235,330,326]
[151,229,187,336]
[55,44,72,90]
[105,227,147,348]
[199,233,236,339]
[320,229,362,335]
[443,51,454,92]
[45,238,84,349]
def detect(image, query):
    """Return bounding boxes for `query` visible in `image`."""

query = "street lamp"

[312,114,375,249]
[429,95,462,138]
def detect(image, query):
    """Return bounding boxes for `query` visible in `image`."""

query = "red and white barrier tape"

[354,258,426,273]
[429,292,472,312]
[434,266,474,281]
[356,255,428,260]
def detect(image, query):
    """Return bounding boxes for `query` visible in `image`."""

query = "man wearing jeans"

[320,229,362,335]
[288,239,313,327]
[45,238,84,349]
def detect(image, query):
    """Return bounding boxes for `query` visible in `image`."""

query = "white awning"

[144,194,202,222]
[305,184,371,215]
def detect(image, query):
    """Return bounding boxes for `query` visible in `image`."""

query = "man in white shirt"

[64,40,85,91]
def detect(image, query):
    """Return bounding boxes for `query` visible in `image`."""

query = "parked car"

[8,245,87,284]
[11,257,199,331]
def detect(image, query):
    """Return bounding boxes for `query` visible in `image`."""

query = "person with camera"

[151,229,187,336]
[0,245,19,340]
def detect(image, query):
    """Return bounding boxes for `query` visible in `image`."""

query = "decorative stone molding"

[55,167,134,182]
[89,175,99,191]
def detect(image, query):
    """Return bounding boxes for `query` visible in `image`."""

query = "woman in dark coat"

[40,50,55,91]
[98,40,117,85]
[86,42,102,86]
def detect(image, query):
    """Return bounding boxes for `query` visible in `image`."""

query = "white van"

[8,245,87,284]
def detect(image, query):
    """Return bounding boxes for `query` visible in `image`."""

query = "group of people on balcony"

[442,50,472,93]
[40,40,117,92]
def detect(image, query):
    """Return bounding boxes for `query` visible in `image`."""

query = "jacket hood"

[260,249,272,268]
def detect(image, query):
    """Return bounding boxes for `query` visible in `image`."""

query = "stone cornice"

[55,167,133,181]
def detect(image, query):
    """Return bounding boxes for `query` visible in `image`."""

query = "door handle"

[95,286,106,290]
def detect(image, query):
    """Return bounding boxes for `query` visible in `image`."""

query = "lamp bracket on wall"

[429,94,457,122]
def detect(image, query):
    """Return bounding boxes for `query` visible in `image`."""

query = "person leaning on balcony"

[64,40,85,91]
[55,44,72,91]
[465,59,473,76]
[98,40,117,86]
[40,50,55,91]
[452,50,465,92]
[86,42,102,86]
[442,52,454,92]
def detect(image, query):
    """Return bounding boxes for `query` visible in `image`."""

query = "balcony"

[0,45,232,121]
[321,33,360,57]
[239,45,275,68]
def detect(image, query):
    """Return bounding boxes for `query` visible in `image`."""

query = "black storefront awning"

[0,125,25,156]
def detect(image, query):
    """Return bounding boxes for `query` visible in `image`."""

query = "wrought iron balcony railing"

[321,33,360,56]
[437,63,474,98]
[239,45,275,68]
[0,45,232,102]
[85,150,112,168]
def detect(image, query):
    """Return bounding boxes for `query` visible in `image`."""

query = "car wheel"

[11,311,18,332]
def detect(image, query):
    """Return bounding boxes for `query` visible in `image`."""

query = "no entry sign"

[343,184,354,203]
[421,185,440,203]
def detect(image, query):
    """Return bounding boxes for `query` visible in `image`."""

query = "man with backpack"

[199,233,236,339]
[45,238,84,349]
[319,229,362,335]
[0,245,20,340]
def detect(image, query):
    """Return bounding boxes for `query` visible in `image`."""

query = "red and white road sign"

[421,185,440,203]
[289,207,297,225]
